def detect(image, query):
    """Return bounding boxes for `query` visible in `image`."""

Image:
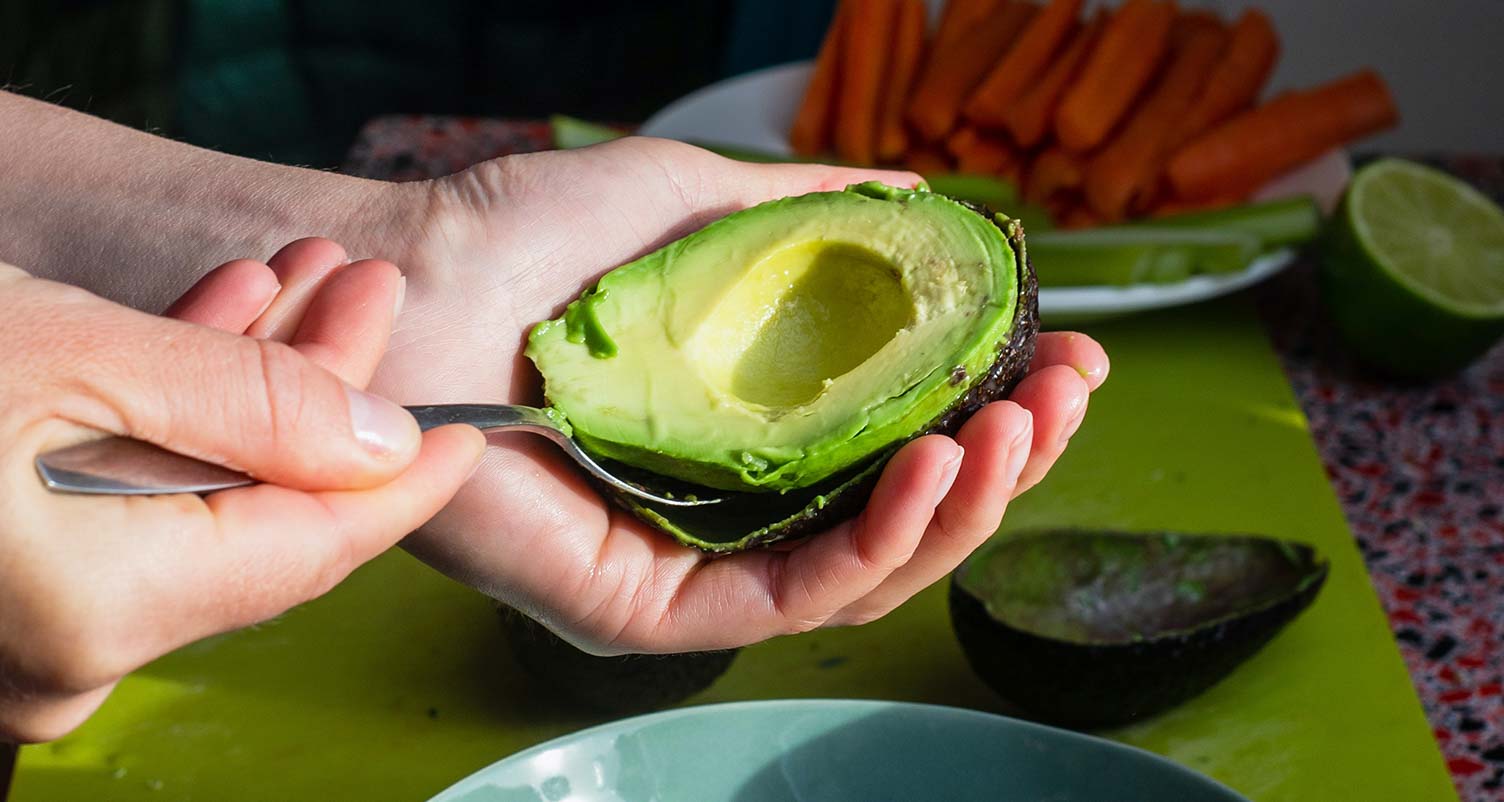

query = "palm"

[372,138,1108,654]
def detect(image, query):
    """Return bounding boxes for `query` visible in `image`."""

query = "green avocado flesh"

[950,529,1328,728]
[527,182,1022,495]
[958,530,1325,643]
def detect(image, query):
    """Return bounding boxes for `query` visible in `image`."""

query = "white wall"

[1205,0,1504,152]
[925,0,1504,151]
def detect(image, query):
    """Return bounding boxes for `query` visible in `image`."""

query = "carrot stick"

[1167,11,1228,51]
[1060,204,1104,229]
[876,0,929,162]
[1003,11,1103,148]
[1024,145,1084,205]
[790,1,850,156]
[963,0,1082,129]
[1173,8,1224,39]
[907,1,1038,143]
[1168,9,1279,150]
[946,126,1018,176]
[1083,20,1228,220]
[1167,69,1399,200]
[905,146,954,175]
[1054,0,1175,152]
[913,0,998,151]
[933,0,1001,53]
[835,0,902,164]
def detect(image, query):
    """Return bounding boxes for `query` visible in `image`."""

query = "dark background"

[0,0,838,166]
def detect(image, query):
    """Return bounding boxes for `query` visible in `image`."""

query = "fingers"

[826,402,1034,627]
[1030,331,1110,391]
[1007,364,1091,495]
[285,259,404,387]
[246,237,351,341]
[70,425,486,675]
[639,435,962,651]
[182,424,485,633]
[163,259,281,332]
[80,309,422,490]
[168,240,406,386]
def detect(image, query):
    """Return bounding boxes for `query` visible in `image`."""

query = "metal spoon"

[35,404,721,507]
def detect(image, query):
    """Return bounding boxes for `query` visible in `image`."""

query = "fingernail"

[345,385,415,458]
[1006,411,1033,480]
[252,283,281,321]
[393,275,407,321]
[1080,354,1110,386]
[1058,402,1087,445]
[932,444,964,506]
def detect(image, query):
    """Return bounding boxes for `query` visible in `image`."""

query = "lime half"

[1320,158,1504,378]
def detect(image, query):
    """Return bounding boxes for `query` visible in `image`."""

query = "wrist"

[0,91,434,310]
[379,164,500,286]
[333,176,446,276]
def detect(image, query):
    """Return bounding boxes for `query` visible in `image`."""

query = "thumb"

[67,302,420,491]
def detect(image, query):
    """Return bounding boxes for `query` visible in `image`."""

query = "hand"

[0,243,484,741]
[369,137,1110,654]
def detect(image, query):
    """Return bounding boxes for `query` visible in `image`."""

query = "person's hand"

[362,137,1109,655]
[0,243,485,742]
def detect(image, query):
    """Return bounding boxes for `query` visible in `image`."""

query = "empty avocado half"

[950,529,1328,729]
[497,605,738,715]
[526,182,1038,551]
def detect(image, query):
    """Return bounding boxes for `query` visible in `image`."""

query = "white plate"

[640,61,1352,323]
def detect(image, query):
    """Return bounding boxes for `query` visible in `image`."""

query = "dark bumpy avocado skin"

[948,534,1328,729]
[606,203,1039,552]
[498,605,739,715]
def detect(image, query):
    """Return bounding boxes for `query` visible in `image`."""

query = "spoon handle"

[33,403,560,496]
[31,404,533,496]
[34,404,719,507]
[404,403,562,433]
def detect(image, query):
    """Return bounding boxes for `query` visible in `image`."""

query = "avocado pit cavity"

[689,242,915,410]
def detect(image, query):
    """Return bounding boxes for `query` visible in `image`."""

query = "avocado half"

[497,605,739,715]
[949,529,1328,729]
[527,183,1039,551]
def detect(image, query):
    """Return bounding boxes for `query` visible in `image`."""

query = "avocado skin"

[947,544,1328,730]
[605,203,1039,552]
[929,205,1039,440]
[497,605,739,715]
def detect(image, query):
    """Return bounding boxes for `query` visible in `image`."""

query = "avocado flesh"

[527,182,1021,493]
[950,530,1328,729]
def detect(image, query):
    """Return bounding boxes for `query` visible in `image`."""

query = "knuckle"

[241,339,316,456]
[768,562,826,636]
[569,568,639,653]
[839,605,892,628]
[784,614,824,636]
[850,522,910,576]
[304,526,361,601]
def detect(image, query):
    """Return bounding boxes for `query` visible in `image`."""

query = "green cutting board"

[13,297,1454,801]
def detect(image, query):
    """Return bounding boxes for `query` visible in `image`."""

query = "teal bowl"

[429,700,1248,801]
